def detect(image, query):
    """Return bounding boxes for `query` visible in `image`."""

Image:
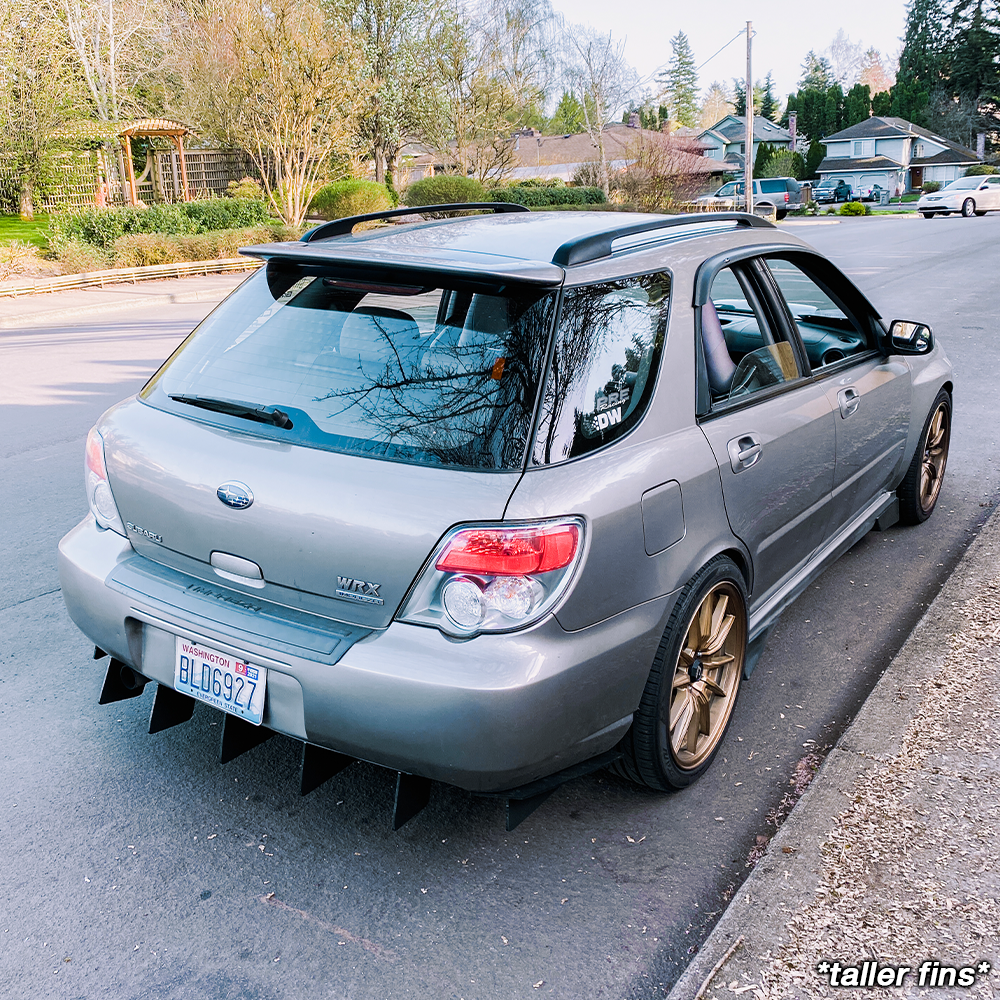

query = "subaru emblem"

[217,482,254,509]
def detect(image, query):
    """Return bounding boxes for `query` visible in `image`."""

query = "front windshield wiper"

[169,394,294,429]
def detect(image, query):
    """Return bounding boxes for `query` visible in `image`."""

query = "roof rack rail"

[302,203,530,243]
[551,212,773,267]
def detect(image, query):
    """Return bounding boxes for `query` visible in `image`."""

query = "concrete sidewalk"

[0,272,250,329]
[668,510,1000,999]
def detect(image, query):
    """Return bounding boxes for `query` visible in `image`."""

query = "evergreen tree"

[548,90,587,134]
[659,31,699,126]
[733,78,746,116]
[753,141,774,175]
[759,71,779,121]
[872,90,893,116]
[799,51,836,91]
[805,138,826,177]
[845,82,872,125]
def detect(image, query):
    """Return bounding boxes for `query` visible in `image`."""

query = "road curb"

[666,503,1000,999]
[0,283,242,330]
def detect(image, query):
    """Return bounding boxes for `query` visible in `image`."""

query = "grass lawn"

[0,215,50,248]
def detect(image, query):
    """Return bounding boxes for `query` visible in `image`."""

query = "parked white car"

[917,175,1000,217]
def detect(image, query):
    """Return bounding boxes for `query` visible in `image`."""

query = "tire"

[611,556,747,790]
[962,198,976,217]
[898,389,951,525]
[776,210,787,220]
[921,211,933,219]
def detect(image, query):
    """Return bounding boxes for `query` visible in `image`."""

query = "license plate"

[174,637,267,725]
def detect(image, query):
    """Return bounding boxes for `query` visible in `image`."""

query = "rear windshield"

[141,263,558,470]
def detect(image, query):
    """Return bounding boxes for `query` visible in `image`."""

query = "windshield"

[142,263,558,470]
[944,177,982,190]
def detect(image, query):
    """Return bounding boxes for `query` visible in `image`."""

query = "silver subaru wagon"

[58,206,952,829]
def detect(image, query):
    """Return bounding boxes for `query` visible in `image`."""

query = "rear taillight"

[784,192,789,203]
[85,427,126,536]
[399,517,586,636]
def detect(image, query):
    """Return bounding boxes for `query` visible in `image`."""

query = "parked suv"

[695,177,803,218]
[59,205,952,830]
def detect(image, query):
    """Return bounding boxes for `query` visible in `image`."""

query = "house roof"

[824,116,981,162]
[511,124,721,178]
[911,148,981,165]
[816,155,904,173]
[699,115,793,145]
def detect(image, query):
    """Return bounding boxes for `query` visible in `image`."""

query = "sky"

[547,0,908,104]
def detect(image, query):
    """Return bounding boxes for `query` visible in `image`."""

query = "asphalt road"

[1,216,998,1000]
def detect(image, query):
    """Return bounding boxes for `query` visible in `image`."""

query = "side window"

[701,264,802,405]
[763,258,874,370]
[532,273,669,464]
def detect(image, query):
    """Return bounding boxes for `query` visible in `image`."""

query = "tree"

[753,141,774,176]
[658,31,698,126]
[826,30,865,87]
[548,90,587,133]
[733,78,746,116]
[699,81,733,127]
[174,0,370,225]
[859,48,895,96]
[0,0,87,218]
[799,51,836,91]
[59,0,170,122]
[349,0,443,188]
[805,137,825,177]
[759,72,778,122]
[761,149,805,180]
[565,27,637,196]
[844,82,872,125]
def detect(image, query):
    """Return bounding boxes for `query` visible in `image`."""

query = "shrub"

[309,179,392,220]
[227,176,264,199]
[839,200,869,216]
[48,198,273,249]
[54,239,111,272]
[489,186,606,207]
[105,225,300,269]
[403,175,485,206]
[921,181,941,193]
[0,239,40,279]
[963,164,994,176]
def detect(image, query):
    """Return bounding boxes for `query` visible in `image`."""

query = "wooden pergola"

[119,119,191,205]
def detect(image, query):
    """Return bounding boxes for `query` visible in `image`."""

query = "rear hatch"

[105,260,560,629]
[102,400,519,628]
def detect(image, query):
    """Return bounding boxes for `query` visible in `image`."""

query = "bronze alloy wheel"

[668,580,746,770]
[919,401,949,515]
[899,388,951,525]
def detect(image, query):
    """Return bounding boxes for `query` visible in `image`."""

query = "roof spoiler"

[302,203,530,243]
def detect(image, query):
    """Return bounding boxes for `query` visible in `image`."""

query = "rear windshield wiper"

[169,394,294,429]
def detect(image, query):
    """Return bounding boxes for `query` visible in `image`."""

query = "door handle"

[838,386,860,418]
[727,434,762,473]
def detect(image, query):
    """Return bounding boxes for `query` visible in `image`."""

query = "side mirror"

[889,319,933,354]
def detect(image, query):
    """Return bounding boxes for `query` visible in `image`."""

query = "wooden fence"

[0,148,260,214]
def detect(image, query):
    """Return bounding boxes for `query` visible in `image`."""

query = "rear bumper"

[59,516,674,792]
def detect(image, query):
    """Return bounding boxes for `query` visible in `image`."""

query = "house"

[507,124,723,188]
[697,115,794,170]
[816,117,981,195]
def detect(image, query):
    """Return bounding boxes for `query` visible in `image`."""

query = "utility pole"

[745,21,753,213]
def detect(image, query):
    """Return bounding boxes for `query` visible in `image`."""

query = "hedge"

[309,179,393,220]
[47,198,273,250]
[403,176,486,206]
[489,186,606,207]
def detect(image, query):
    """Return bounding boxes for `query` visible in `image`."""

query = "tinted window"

[759,179,784,194]
[142,265,557,470]
[532,274,669,464]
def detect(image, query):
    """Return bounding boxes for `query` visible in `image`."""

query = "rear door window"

[532,273,670,464]
[141,264,558,470]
